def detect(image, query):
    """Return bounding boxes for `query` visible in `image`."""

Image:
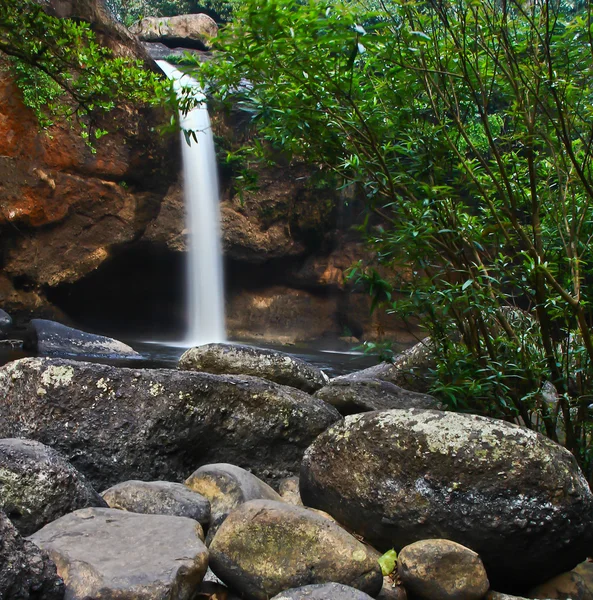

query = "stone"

[398,539,489,600]
[278,477,302,506]
[377,578,408,600]
[179,343,329,393]
[485,594,531,600]
[529,571,593,600]
[270,583,377,599]
[0,358,340,490]
[0,438,106,536]
[314,378,440,415]
[29,507,208,600]
[130,14,218,49]
[0,509,64,600]
[300,409,593,590]
[101,480,210,526]
[24,318,140,359]
[185,463,282,543]
[0,308,12,335]
[209,499,382,600]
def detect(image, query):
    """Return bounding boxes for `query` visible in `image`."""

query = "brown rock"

[130,14,218,49]
[278,477,302,506]
[529,571,593,600]
[398,539,489,600]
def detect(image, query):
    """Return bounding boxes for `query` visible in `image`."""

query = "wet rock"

[185,463,282,543]
[377,578,408,600]
[24,319,140,359]
[300,409,593,590]
[270,583,376,599]
[179,343,329,393]
[279,477,302,506]
[0,308,12,335]
[130,14,218,49]
[101,480,210,526]
[0,509,64,600]
[398,539,489,600]
[314,378,440,415]
[0,438,106,536]
[485,593,530,600]
[0,358,340,490]
[529,571,593,600]
[209,499,382,600]
[29,507,208,600]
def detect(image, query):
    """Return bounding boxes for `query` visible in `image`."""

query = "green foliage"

[0,0,174,138]
[378,549,398,576]
[196,0,593,476]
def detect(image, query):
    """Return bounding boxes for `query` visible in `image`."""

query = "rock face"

[130,14,218,49]
[209,499,383,600]
[24,318,140,358]
[29,507,208,600]
[0,438,106,536]
[0,358,340,490]
[0,509,64,600]
[185,463,281,543]
[101,480,210,526]
[314,378,440,415]
[300,409,593,589]
[398,539,490,600]
[179,343,329,393]
[270,583,377,599]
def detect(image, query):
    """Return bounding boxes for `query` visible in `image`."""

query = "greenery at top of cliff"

[0,0,174,136]
[197,0,593,477]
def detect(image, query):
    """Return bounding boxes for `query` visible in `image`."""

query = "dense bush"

[197,0,593,477]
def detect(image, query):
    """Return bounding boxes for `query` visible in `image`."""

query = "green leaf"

[378,549,398,576]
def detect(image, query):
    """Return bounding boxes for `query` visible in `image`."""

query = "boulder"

[529,571,593,600]
[24,319,140,359]
[130,14,218,49]
[314,378,440,415]
[398,539,489,600]
[101,480,210,526]
[0,358,340,490]
[179,343,329,393]
[209,499,383,600]
[185,463,282,543]
[270,583,376,599]
[0,308,12,335]
[0,438,106,536]
[278,476,302,506]
[29,507,208,600]
[0,509,64,600]
[300,409,593,590]
[377,578,408,600]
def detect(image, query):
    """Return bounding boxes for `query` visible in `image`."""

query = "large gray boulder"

[0,358,340,490]
[270,583,376,599]
[314,378,439,415]
[24,319,140,359]
[179,343,329,393]
[29,508,208,600]
[209,499,383,600]
[300,409,593,590]
[130,14,218,49]
[0,510,64,600]
[0,308,12,336]
[0,438,106,536]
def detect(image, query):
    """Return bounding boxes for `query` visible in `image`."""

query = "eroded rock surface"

[0,438,106,536]
[102,480,210,526]
[300,409,593,589]
[29,507,208,600]
[130,13,218,49]
[209,499,382,600]
[270,583,376,599]
[0,358,340,489]
[179,343,329,393]
[0,509,64,600]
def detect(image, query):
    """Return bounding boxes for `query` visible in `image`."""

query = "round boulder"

[29,507,208,600]
[398,539,489,600]
[0,308,12,336]
[102,480,210,526]
[314,378,440,415]
[300,409,593,590]
[270,583,376,599]
[529,571,593,600]
[0,438,106,535]
[209,499,383,600]
[179,343,329,393]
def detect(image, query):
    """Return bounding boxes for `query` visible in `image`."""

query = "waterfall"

[156,60,226,346]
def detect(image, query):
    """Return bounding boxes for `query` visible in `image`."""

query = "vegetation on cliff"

[197,0,593,474]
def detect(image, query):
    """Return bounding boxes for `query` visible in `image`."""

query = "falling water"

[156,60,226,345]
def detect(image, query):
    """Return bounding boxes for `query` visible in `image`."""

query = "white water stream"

[156,60,226,345]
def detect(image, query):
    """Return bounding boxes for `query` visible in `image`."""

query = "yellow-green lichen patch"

[41,365,74,388]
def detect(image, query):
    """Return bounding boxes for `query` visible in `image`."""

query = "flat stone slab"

[29,507,208,600]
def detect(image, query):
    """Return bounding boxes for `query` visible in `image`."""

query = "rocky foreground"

[1,342,593,600]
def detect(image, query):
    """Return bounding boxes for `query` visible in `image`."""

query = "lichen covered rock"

[300,409,593,589]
